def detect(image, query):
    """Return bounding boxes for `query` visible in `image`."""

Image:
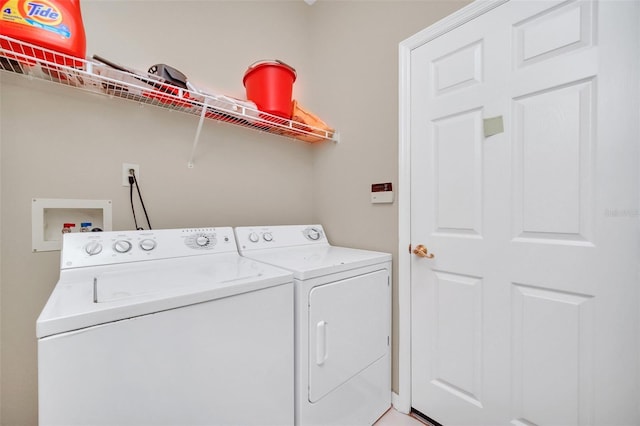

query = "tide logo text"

[24,1,62,25]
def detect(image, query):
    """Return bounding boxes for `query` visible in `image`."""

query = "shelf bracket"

[187,98,209,168]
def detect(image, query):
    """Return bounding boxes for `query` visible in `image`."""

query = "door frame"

[396,0,511,413]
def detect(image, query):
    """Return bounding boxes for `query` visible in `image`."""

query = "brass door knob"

[413,244,434,259]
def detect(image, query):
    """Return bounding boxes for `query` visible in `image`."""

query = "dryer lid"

[240,245,391,280]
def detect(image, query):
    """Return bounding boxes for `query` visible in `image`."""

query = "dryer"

[234,225,391,426]
[37,227,294,426]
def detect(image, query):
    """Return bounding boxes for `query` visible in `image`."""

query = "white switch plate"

[122,163,140,186]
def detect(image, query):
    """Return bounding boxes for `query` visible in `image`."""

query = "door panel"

[513,0,594,68]
[432,40,483,95]
[431,271,483,407]
[511,283,594,426]
[409,1,638,425]
[512,79,594,242]
[433,109,484,236]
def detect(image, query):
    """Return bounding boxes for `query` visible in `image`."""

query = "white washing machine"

[37,227,294,426]
[234,225,392,426]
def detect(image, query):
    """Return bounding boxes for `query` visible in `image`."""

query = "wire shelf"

[0,35,338,152]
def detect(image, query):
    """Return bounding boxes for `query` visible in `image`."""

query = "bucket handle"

[246,59,296,77]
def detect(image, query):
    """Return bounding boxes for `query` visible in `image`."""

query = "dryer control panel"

[235,225,328,251]
[60,227,237,269]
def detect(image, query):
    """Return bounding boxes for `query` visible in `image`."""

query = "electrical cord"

[132,171,152,230]
[129,175,141,230]
[128,170,152,230]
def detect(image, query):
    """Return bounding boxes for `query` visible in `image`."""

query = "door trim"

[396,0,509,414]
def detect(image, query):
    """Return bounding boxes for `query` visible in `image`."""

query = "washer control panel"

[235,225,327,251]
[61,227,237,269]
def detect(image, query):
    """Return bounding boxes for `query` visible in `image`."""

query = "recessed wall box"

[32,198,113,252]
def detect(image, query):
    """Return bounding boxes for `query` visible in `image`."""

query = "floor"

[374,408,428,426]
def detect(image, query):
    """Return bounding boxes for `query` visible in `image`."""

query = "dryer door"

[308,269,389,403]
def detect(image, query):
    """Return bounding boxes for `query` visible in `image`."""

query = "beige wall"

[0,1,467,424]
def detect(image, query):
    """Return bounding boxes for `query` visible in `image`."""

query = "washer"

[234,224,391,426]
[37,227,294,426]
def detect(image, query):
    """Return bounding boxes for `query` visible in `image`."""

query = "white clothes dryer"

[37,227,294,426]
[234,225,392,426]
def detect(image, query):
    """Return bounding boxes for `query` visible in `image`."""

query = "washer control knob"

[114,240,133,253]
[196,235,210,247]
[85,241,103,256]
[248,232,260,243]
[139,239,157,251]
[263,232,273,242]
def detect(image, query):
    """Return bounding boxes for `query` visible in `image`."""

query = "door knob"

[413,244,434,258]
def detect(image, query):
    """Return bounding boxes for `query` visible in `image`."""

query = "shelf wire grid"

[0,35,337,143]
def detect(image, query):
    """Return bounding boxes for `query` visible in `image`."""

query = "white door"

[409,1,639,425]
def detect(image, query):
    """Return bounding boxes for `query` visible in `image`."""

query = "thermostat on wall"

[371,182,394,204]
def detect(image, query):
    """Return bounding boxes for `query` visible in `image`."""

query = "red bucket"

[243,60,296,119]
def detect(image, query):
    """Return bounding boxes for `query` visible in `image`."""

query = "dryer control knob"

[248,232,260,243]
[85,241,103,256]
[114,240,133,253]
[140,239,157,251]
[307,228,321,240]
[196,235,210,247]
[263,232,273,242]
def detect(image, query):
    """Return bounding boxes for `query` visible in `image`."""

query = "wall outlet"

[122,163,140,186]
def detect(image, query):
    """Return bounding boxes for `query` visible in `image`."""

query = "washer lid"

[240,245,391,280]
[36,254,292,338]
